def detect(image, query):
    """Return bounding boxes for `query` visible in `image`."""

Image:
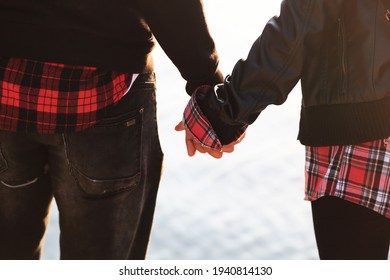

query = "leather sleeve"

[198,0,314,139]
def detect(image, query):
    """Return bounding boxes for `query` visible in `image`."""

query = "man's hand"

[175,121,245,159]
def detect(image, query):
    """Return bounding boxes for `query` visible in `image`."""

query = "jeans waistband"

[133,72,156,86]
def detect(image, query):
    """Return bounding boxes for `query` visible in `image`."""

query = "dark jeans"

[312,196,390,260]
[0,73,163,259]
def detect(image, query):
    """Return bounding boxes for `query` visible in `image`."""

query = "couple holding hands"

[0,0,389,260]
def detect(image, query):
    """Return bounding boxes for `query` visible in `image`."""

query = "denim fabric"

[0,73,164,259]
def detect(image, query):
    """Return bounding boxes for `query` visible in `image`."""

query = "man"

[0,0,225,260]
[177,0,390,259]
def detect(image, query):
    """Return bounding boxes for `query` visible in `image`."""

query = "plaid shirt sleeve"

[183,85,247,151]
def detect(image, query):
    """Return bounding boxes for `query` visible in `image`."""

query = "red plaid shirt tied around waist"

[0,57,135,134]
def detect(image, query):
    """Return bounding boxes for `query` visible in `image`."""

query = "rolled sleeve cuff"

[183,86,223,151]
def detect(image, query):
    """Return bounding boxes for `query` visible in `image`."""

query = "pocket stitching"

[64,108,143,197]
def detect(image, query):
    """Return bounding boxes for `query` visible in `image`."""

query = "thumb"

[175,121,185,132]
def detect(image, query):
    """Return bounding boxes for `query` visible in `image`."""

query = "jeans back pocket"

[64,108,143,197]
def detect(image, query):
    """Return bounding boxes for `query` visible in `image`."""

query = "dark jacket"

[0,0,223,93]
[201,0,390,146]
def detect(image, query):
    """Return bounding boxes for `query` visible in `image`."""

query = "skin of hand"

[175,121,245,159]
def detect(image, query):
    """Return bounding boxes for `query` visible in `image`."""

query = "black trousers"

[311,196,390,260]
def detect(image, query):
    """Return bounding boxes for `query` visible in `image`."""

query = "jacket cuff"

[185,69,224,95]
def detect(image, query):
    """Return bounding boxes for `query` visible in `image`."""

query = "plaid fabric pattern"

[183,85,223,151]
[305,138,390,218]
[0,57,135,133]
[183,85,247,151]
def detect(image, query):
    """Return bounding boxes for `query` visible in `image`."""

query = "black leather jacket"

[201,0,390,146]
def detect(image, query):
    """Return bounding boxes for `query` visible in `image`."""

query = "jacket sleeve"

[137,0,224,93]
[196,0,314,144]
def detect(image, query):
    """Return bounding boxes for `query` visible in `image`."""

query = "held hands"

[175,121,245,159]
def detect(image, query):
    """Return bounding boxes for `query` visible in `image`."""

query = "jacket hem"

[298,95,390,146]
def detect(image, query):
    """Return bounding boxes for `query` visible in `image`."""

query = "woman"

[178,0,390,259]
